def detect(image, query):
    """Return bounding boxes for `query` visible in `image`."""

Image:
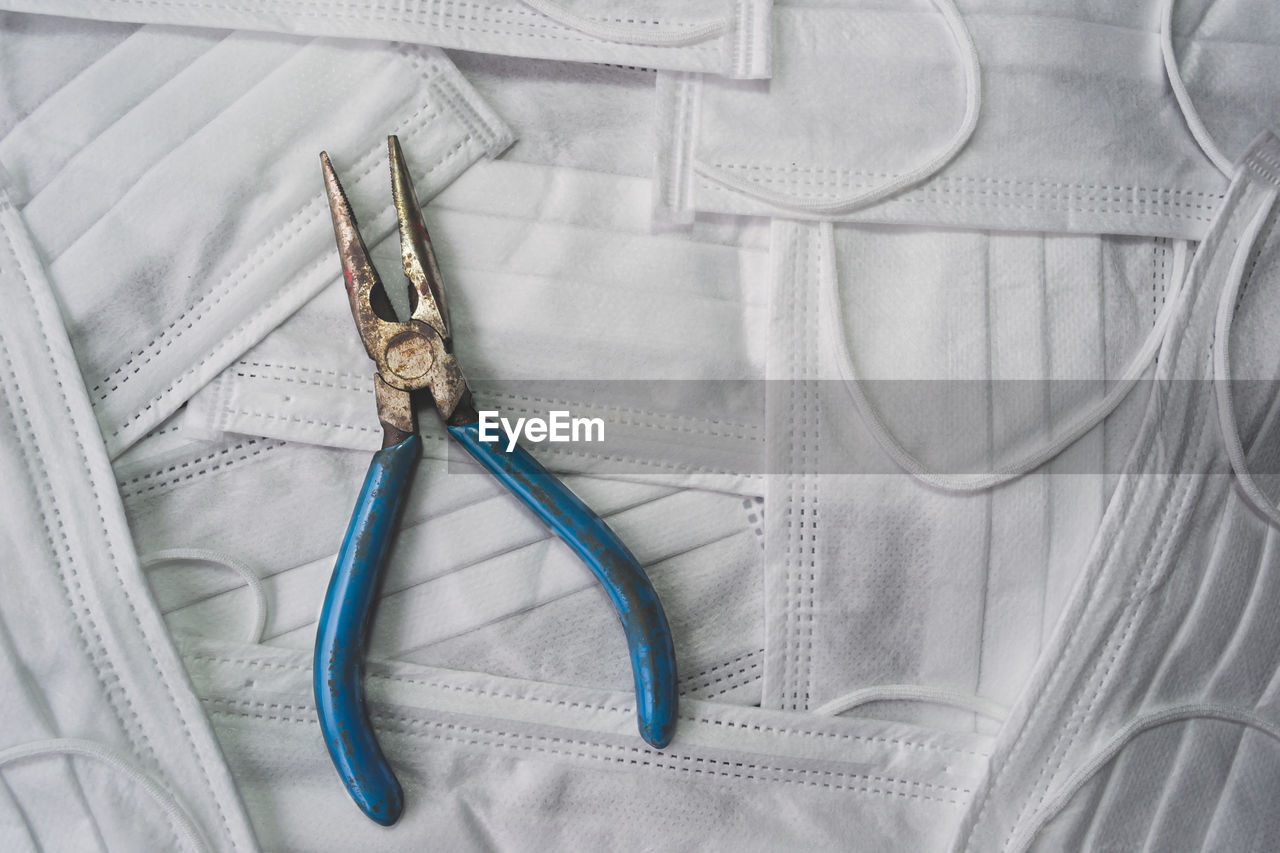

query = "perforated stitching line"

[84,49,446,396]
[186,651,991,757]
[0,281,185,848]
[736,0,758,79]
[227,360,762,433]
[781,225,800,711]
[218,401,760,478]
[804,225,822,713]
[706,169,1223,208]
[1246,149,1280,187]
[682,655,763,698]
[93,97,449,400]
[0,210,240,849]
[89,0,718,55]
[710,163,1227,197]
[958,278,1198,848]
[117,438,272,486]
[698,177,1220,223]
[678,648,763,686]
[667,74,698,212]
[967,194,1251,851]
[407,48,510,154]
[117,440,287,499]
[105,123,479,443]
[1009,370,1214,849]
[224,408,381,434]
[203,696,972,800]
[231,367,367,394]
[978,329,1210,849]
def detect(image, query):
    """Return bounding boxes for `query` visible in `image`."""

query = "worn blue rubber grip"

[314,435,420,826]
[449,421,678,748]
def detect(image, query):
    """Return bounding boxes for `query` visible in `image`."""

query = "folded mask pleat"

[762,219,1181,731]
[181,160,769,491]
[0,14,139,144]
[0,27,511,458]
[120,431,767,705]
[652,3,1280,236]
[24,30,298,261]
[1,26,222,213]
[2,0,774,79]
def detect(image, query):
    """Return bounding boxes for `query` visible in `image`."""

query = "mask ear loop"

[812,684,1009,723]
[1213,195,1280,528]
[692,0,981,215]
[818,222,1190,492]
[141,549,268,645]
[518,0,729,46]
[1006,703,1280,853]
[0,738,210,852]
[1161,0,1234,178]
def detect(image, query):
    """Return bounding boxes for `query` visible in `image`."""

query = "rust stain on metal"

[321,139,473,448]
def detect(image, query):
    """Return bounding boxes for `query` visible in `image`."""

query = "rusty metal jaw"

[322,138,476,444]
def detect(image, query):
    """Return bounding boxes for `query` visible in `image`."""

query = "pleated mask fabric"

[0,17,513,458]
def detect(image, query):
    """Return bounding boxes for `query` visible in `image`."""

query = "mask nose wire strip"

[140,549,268,645]
[1213,194,1280,527]
[812,684,1010,722]
[0,738,210,853]
[691,0,981,214]
[818,222,1189,492]
[1161,0,1235,178]
[1007,703,1280,853]
[518,0,730,46]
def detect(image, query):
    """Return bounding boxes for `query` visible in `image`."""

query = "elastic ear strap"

[141,549,267,645]
[1213,193,1280,527]
[813,684,1009,722]
[1009,703,1280,853]
[693,0,981,214]
[519,0,729,46]
[819,223,1188,492]
[1160,0,1234,177]
[0,738,210,852]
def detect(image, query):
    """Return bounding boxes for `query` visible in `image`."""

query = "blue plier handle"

[314,138,678,826]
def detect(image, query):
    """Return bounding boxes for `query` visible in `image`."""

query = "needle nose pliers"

[313,136,679,826]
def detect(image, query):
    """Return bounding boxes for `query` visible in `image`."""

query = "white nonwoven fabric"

[187,636,992,852]
[953,133,1280,853]
[116,428,769,707]
[763,221,1191,733]
[444,49,658,178]
[655,0,1280,236]
[180,158,771,494]
[0,0,774,79]
[0,187,257,851]
[0,16,512,458]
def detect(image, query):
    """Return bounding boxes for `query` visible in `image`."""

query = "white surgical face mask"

[654,0,1280,236]
[761,219,1193,733]
[445,49,659,179]
[180,157,772,494]
[953,132,1280,853]
[0,165,994,853]
[117,429,769,706]
[2,0,774,79]
[0,16,513,458]
[189,635,991,852]
[0,187,257,851]
[106,405,981,853]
